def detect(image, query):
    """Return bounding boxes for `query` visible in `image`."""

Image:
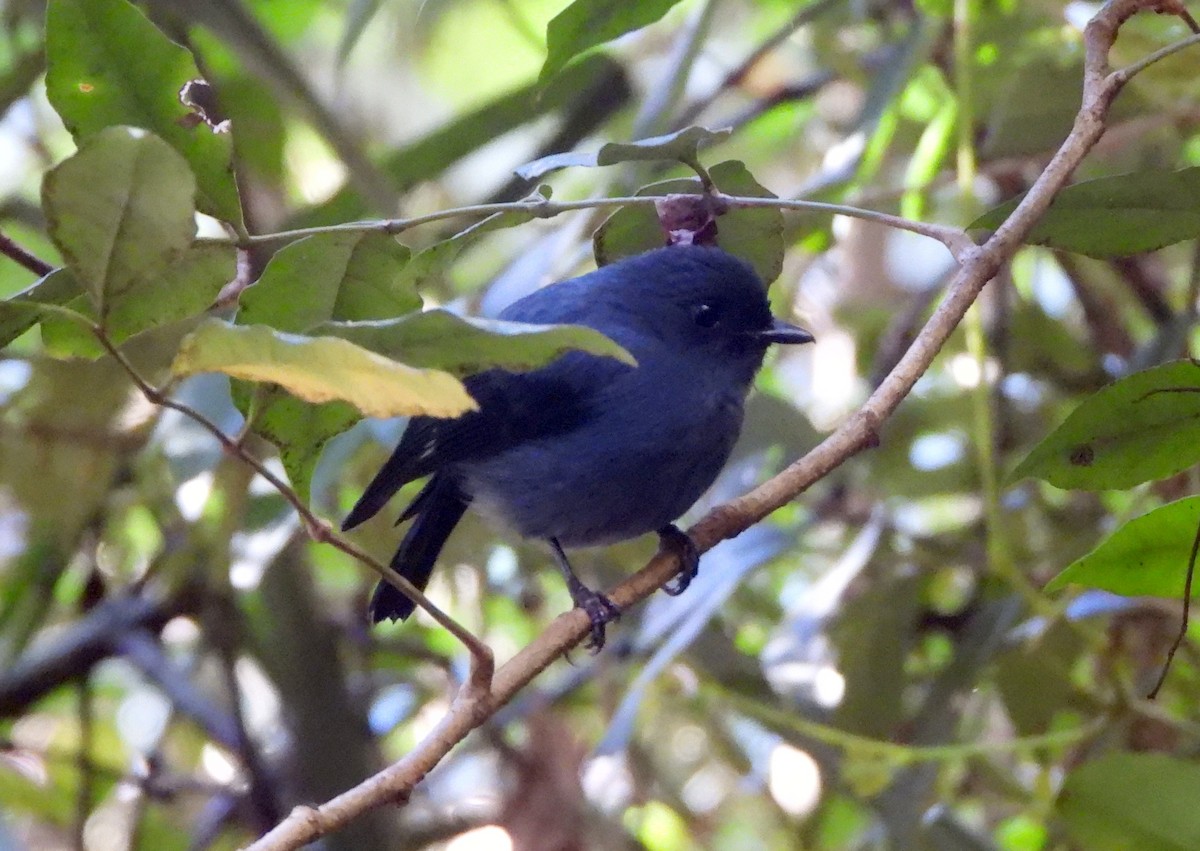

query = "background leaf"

[1058,753,1200,850]
[238,232,418,331]
[593,160,784,282]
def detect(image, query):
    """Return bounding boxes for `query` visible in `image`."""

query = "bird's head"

[595,245,813,379]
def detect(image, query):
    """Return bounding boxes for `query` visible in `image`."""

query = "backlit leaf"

[172,320,475,419]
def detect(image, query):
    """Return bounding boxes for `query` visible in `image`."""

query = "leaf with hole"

[45,0,242,226]
[1011,360,1200,490]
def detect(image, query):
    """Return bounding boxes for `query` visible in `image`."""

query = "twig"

[0,229,54,277]
[1148,511,1200,698]
[672,0,843,128]
[87,326,495,687]
[242,3,1192,848]
[226,193,972,261]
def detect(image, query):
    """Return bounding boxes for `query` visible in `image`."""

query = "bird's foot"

[572,587,621,652]
[658,524,700,596]
[549,537,621,652]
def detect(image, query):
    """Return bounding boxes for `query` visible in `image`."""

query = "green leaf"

[393,209,535,293]
[969,168,1200,258]
[597,126,731,167]
[245,391,361,506]
[316,309,635,374]
[541,0,685,83]
[237,232,418,331]
[516,126,731,181]
[0,269,83,349]
[217,74,286,183]
[42,127,197,328]
[230,232,419,501]
[1046,496,1200,597]
[45,0,243,226]
[1058,753,1200,850]
[172,319,475,419]
[105,244,235,343]
[1011,360,1200,490]
[593,160,785,282]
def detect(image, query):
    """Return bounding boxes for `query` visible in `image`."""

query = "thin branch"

[243,2,1176,847]
[1147,512,1200,698]
[88,326,495,687]
[1112,30,1200,82]
[225,193,971,259]
[672,0,843,128]
[721,685,1105,763]
[0,229,54,277]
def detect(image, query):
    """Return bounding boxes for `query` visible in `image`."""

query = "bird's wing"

[341,349,632,530]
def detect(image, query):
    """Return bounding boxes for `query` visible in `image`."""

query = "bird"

[342,244,813,649]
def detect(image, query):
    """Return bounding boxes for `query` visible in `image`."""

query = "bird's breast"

[460,381,746,547]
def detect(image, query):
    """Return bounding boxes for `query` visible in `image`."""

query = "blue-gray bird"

[342,245,812,648]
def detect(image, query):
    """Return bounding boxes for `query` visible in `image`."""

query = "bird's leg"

[657,524,700,596]
[549,538,620,651]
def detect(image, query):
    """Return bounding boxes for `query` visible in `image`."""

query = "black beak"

[758,318,814,345]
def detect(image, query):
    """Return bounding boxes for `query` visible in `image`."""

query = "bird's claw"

[658,525,700,596]
[577,591,621,652]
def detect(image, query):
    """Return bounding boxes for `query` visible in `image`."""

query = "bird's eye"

[694,302,721,328]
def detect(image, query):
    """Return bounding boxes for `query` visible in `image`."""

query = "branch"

[226,193,970,258]
[244,2,1190,848]
[0,229,53,277]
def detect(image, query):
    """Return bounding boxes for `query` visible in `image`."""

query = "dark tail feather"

[369,476,469,623]
[343,442,419,531]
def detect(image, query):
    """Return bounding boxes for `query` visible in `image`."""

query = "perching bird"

[342,245,813,649]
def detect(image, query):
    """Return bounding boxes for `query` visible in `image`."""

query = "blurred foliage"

[3,1,1200,850]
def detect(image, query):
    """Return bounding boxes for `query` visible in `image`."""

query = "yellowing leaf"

[172,320,476,419]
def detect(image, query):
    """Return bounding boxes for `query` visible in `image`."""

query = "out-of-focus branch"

[0,229,53,277]
[245,2,1196,848]
[0,590,198,717]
